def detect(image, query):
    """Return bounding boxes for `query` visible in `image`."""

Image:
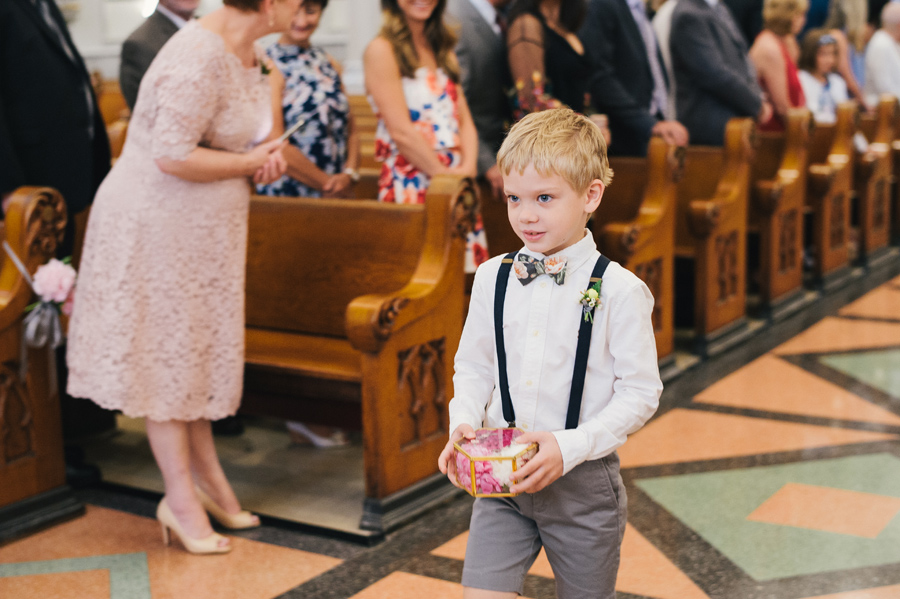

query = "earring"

[268,12,275,27]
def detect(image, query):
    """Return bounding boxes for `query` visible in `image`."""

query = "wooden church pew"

[241,175,477,533]
[593,137,679,372]
[748,109,810,319]
[806,102,856,288]
[854,95,896,263]
[0,187,81,542]
[675,118,755,356]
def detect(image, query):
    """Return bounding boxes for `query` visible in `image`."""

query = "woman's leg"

[186,419,248,516]
[146,419,228,546]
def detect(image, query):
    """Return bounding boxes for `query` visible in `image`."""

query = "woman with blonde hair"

[825,0,869,107]
[364,0,487,269]
[749,0,809,131]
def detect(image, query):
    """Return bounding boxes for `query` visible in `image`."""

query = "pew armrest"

[346,175,477,353]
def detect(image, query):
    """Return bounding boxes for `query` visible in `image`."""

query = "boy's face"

[505,164,604,256]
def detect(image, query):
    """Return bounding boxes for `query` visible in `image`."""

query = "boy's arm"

[448,264,498,433]
[552,281,662,474]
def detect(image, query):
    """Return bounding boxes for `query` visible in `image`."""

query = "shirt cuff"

[552,428,591,475]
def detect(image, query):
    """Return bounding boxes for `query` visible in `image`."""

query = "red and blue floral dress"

[372,67,488,271]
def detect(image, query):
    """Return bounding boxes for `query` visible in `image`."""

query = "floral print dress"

[372,67,488,270]
[257,43,350,198]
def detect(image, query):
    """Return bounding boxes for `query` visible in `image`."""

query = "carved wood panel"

[0,362,34,466]
[715,231,739,303]
[830,193,846,250]
[778,209,799,273]
[397,338,447,450]
[634,258,663,332]
[874,179,887,230]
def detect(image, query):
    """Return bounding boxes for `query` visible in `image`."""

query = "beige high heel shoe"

[195,486,260,530]
[157,498,232,555]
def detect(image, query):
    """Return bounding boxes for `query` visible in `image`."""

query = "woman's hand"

[323,173,354,197]
[249,139,287,185]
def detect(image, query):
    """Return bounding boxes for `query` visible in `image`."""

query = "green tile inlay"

[0,552,151,599]
[636,453,900,581]
[821,349,900,398]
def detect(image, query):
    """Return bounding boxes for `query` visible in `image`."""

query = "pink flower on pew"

[33,258,76,304]
[62,288,76,316]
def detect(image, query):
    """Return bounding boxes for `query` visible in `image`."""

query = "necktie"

[495,10,508,37]
[628,0,668,118]
[513,254,568,286]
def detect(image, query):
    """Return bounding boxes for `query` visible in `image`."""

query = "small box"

[454,428,538,497]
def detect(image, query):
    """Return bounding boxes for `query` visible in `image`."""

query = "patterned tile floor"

[2,264,899,599]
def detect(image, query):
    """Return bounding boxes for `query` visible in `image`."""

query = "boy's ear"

[585,179,605,214]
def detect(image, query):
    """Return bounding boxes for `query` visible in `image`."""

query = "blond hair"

[764,0,809,35]
[497,108,613,193]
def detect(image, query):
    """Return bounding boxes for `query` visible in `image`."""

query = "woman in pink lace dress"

[66,0,298,554]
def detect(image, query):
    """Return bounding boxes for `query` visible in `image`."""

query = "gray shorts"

[461,453,627,599]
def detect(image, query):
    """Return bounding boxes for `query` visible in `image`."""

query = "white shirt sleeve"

[551,280,662,473]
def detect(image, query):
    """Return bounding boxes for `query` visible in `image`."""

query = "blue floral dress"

[257,43,350,198]
[373,67,488,270]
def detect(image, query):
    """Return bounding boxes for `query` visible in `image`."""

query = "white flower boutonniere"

[578,280,603,323]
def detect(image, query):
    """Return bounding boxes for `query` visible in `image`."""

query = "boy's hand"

[509,431,564,494]
[438,424,476,489]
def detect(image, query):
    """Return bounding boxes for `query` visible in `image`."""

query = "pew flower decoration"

[511,71,562,120]
[31,258,77,317]
[578,279,603,323]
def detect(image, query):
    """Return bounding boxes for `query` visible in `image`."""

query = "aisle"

[1,274,898,599]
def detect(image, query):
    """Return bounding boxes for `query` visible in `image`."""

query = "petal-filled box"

[454,428,538,497]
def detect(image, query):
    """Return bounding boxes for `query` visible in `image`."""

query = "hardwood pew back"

[594,138,680,365]
[242,175,477,532]
[675,118,755,355]
[805,103,855,284]
[748,109,809,315]
[853,95,896,261]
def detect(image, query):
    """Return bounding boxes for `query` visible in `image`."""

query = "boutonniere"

[578,279,602,323]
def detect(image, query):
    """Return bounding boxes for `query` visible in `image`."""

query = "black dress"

[530,10,592,112]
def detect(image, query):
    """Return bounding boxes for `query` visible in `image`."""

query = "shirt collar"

[468,0,499,29]
[156,4,189,29]
[703,0,719,7]
[519,229,598,274]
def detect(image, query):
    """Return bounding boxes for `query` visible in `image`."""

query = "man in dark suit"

[1,0,111,483]
[120,0,200,111]
[580,0,689,156]
[670,0,771,145]
[447,0,512,198]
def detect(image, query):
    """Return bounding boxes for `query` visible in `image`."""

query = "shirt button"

[522,423,528,430]
[540,282,547,288]
[533,330,539,337]
[525,380,533,387]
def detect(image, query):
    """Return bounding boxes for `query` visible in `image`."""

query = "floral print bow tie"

[513,254,568,286]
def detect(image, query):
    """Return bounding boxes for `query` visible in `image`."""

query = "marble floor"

[1,267,899,599]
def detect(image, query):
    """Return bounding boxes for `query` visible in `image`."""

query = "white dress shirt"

[467,0,502,36]
[449,232,662,475]
[865,29,900,106]
[799,71,849,124]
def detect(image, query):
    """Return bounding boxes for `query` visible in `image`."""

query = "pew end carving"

[241,175,473,533]
[593,139,679,367]
[853,95,896,263]
[675,118,755,356]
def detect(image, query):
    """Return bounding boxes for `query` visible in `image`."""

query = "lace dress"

[256,43,350,198]
[373,67,488,270]
[66,22,272,422]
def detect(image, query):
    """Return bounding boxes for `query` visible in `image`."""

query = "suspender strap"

[565,255,610,429]
[494,252,518,427]
[493,253,611,430]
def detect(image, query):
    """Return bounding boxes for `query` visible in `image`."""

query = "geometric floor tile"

[746,483,900,538]
[0,570,110,599]
[774,318,900,356]
[636,453,900,580]
[0,554,149,599]
[346,571,536,599]
[839,287,900,321]
[694,354,900,425]
[618,409,898,469]
[617,523,710,599]
[0,506,342,599]
[802,583,900,598]
[821,349,900,398]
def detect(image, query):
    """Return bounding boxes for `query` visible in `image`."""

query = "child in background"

[798,29,850,123]
[438,108,662,599]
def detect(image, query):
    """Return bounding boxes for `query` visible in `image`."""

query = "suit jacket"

[447,0,511,176]
[120,10,179,111]
[0,0,110,242]
[670,0,761,145]
[580,0,664,156]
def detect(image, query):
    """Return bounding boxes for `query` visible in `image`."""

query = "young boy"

[438,108,663,599]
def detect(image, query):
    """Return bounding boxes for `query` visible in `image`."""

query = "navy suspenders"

[494,251,611,429]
